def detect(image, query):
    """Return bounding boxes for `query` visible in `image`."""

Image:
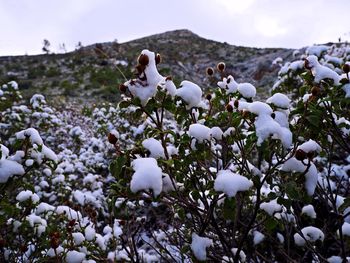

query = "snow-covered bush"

[0,43,349,262]
[111,48,350,262]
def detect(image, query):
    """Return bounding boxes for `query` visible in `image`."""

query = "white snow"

[343,83,350,98]
[85,225,96,241]
[16,190,40,203]
[0,159,25,183]
[254,114,292,148]
[130,158,163,197]
[190,233,213,261]
[266,93,290,108]
[142,138,165,158]
[42,145,58,161]
[301,205,317,218]
[248,101,273,116]
[306,55,341,85]
[297,139,321,153]
[189,123,211,143]
[327,256,343,263]
[294,226,324,246]
[231,248,246,262]
[237,83,256,98]
[306,45,329,57]
[72,232,85,245]
[281,157,319,195]
[163,78,177,97]
[211,126,223,140]
[217,75,238,94]
[0,144,9,159]
[342,222,350,236]
[176,80,203,109]
[214,170,253,197]
[253,230,265,245]
[259,199,282,215]
[55,206,82,220]
[65,250,86,263]
[125,50,164,106]
[113,220,122,238]
[16,128,43,145]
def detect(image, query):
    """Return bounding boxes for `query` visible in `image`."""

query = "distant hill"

[0,29,294,104]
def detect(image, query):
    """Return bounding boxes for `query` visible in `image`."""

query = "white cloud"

[254,16,287,37]
[0,0,350,55]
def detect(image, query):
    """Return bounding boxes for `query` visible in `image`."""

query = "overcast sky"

[0,0,349,55]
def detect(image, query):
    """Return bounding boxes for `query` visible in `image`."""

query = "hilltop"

[0,29,293,105]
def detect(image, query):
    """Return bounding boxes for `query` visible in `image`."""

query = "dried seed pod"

[234,100,239,108]
[108,133,118,144]
[119,84,127,93]
[165,76,172,81]
[50,238,60,249]
[138,54,149,66]
[226,104,233,112]
[295,149,307,161]
[342,63,350,74]
[311,86,320,96]
[307,151,315,159]
[206,94,212,101]
[217,62,226,72]
[155,53,161,65]
[206,67,214,76]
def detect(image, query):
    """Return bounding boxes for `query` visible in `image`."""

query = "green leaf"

[110,155,126,179]
[265,217,278,232]
[118,100,130,109]
[223,197,236,221]
[339,197,350,212]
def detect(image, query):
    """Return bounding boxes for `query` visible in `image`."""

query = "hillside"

[0,29,293,105]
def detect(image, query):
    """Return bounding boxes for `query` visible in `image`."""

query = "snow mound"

[130,158,163,197]
[214,170,253,197]
[176,80,202,109]
[191,233,213,261]
[294,226,324,246]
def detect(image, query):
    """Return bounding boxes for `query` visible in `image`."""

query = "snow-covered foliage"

[1,41,350,262]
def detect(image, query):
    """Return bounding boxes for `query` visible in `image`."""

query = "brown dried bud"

[50,238,60,249]
[311,86,320,96]
[206,94,212,101]
[307,151,315,159]
[108,133,118,145]
[304,59,312,70]
[68,219,76,227]
[217,62,226,72]
[271,112,276,119]
[119,84,127,93]
[342,63,350,74]
[20,244,27,253]
[340,78,349,84]
[165,76,172,81]
[206,67,214,76]
[155,53,161,65]
[241,110,249,118]
[295,149,307,161]
[0,239,6,247]
[135,64,145,74]
[50,232,60,239]
[233,100,239,108]
[138,54,149,66]
[226,104,233,112]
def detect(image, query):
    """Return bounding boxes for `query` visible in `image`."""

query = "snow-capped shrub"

[0,41,349,262]
[111,47,350,262]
